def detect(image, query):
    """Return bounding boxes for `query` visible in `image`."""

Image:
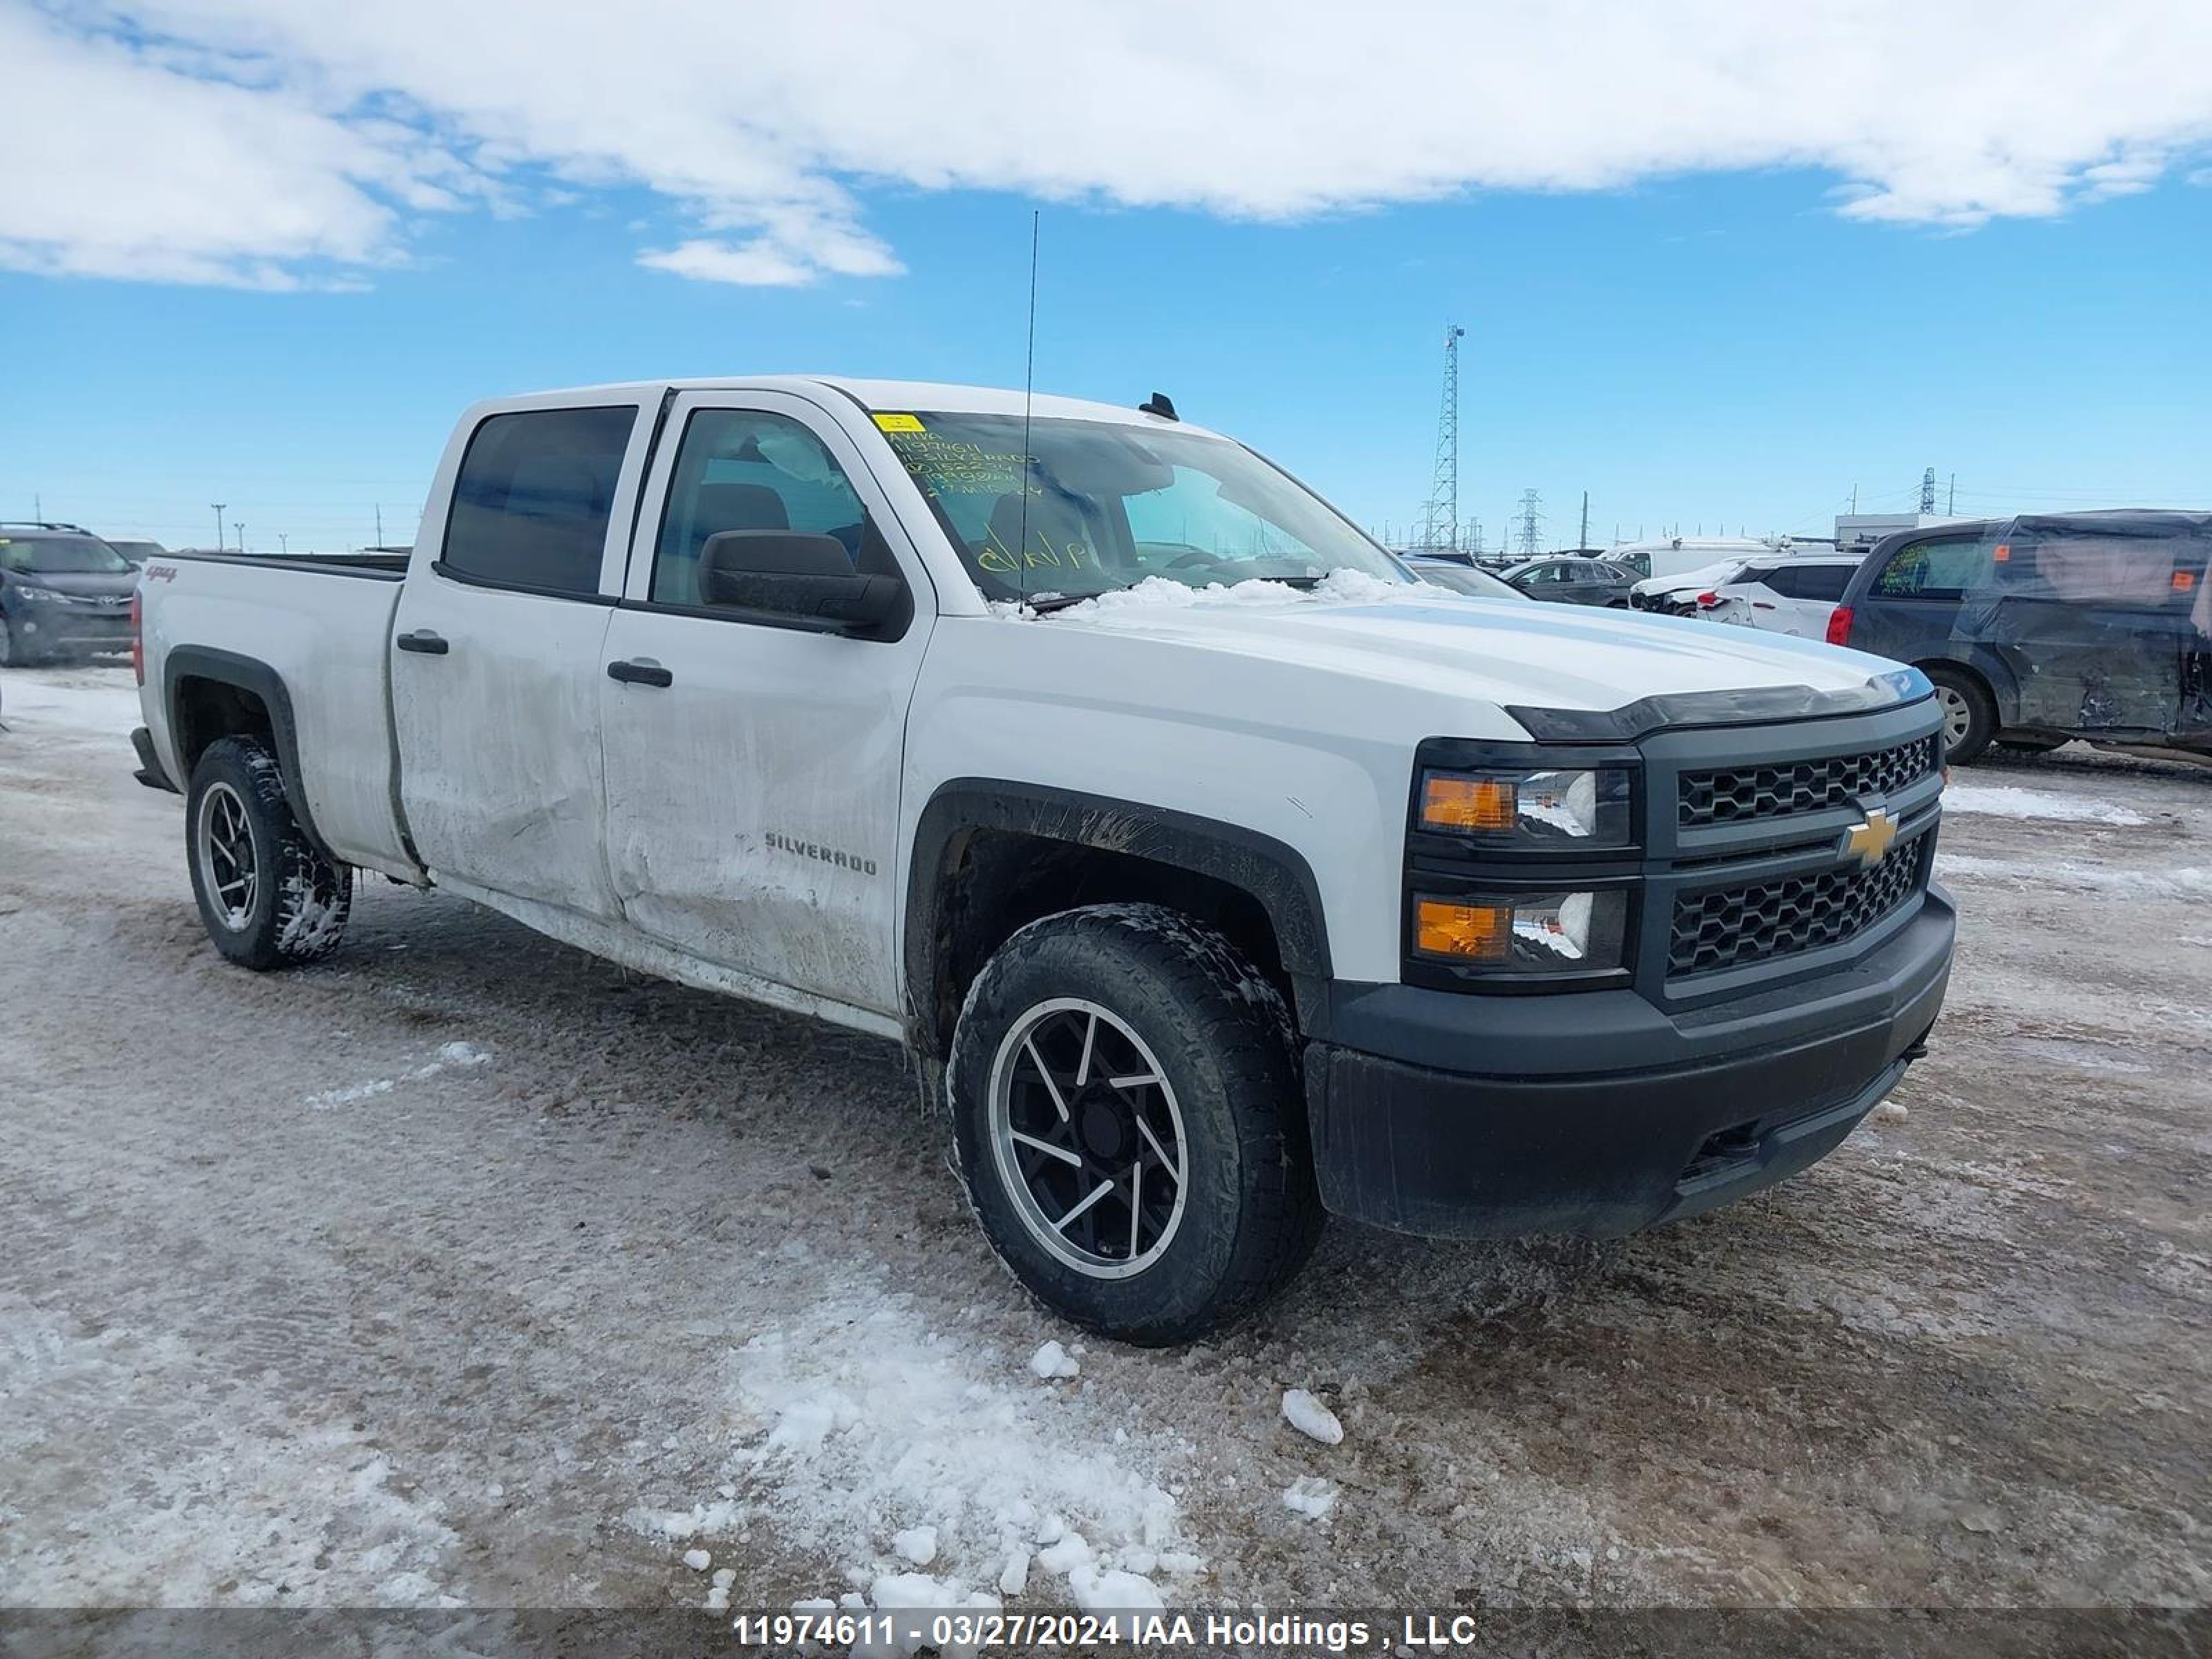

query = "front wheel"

[186,735,353,969]
[0,611,32,667]
[1924,665,1996,765]
[948,905,1323,1344]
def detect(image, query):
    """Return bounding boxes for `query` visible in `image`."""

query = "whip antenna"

[1018,209,1040,612]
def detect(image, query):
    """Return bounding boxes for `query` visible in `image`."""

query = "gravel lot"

[3,663,2208,1624]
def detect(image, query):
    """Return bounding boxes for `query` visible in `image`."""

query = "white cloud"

[6,0,2211,288]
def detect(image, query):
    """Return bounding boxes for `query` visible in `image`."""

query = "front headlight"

[13,583,63,603]
[1412,888,1629,974]
[1418,766,1633,848]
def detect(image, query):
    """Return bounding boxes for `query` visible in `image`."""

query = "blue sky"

[6,2,2209,554]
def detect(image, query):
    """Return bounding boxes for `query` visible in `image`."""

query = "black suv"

[0,524,140,666]
[1830,511,2212,763]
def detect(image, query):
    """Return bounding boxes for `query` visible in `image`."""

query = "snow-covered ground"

[4,664,2209,1622]
[1940,782,2150,826]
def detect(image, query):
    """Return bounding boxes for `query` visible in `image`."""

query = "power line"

[1416,324,1467,552]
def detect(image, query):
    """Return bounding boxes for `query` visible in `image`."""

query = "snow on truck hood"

[1018,574,1908,717]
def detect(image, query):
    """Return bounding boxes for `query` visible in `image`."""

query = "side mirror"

[699,530,900,632]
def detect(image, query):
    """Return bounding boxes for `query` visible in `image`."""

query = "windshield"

[0,534,132,575]
[877,411,1407,604]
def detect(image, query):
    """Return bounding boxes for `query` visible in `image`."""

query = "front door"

[391,395,650,920]
[597,391,933,1018]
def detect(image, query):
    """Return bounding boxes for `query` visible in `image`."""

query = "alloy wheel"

[196,781,259,930]
[987,997,1188,1280]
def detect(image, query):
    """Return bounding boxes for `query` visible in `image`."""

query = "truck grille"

[1668,828,1929,977]
[1678,734,1939,829]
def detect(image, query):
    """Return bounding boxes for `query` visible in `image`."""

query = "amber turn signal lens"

[1421,775,1517,832]
[1414,899,1510,961]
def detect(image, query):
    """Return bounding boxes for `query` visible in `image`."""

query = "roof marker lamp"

[1418,766,1632,848]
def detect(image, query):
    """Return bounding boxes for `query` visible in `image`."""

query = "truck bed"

[139,549,418,879]
[158,549,411,579]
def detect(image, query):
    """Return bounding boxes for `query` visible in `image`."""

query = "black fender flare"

[163,645,339,865]
[904,779,1333,1058]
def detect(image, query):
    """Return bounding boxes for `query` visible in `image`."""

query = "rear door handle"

[1752,601,1777,610]
[606,657,673,688]
[395,629,449,655]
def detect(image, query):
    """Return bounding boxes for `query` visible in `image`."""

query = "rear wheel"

[1924,665,1995,765]
[948,904,1323,1344]
[186,735,353,969]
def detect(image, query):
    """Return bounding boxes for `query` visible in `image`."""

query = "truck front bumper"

[1303,885,1955,1238]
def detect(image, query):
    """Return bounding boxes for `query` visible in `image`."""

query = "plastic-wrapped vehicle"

[1830,511,2212,763]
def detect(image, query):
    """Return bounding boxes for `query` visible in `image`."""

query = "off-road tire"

[186,735,353,970]
[1925,664,1996,765]
[948,903,1323,1344]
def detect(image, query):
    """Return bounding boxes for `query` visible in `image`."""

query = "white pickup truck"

[132,377,1955,1342]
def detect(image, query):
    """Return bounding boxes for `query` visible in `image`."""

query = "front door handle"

[607,657,673,688]
[395,629,449,655]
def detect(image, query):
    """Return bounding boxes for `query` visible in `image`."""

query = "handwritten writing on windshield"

[887,432,1031,500]
[979,523,1092,574]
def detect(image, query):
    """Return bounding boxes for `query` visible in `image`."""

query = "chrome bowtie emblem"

[1842,806,1900,870]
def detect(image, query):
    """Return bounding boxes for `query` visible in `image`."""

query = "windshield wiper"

[1021,591,1106,614]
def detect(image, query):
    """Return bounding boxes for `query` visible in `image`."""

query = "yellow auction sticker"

[871,412,926,433]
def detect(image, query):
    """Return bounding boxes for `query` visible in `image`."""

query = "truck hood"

[1040,583,1903,718]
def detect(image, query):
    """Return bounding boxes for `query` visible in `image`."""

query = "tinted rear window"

[1768,563,1853,600]
[442,406,637,596]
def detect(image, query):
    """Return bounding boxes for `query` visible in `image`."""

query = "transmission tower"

[1919,466,1937,515]
[1515,489,1542,559]
[1417,324,1467,550]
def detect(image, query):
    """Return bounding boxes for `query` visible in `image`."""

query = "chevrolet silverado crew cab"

[131,378,1955,1343]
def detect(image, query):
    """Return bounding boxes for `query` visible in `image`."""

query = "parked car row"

[1409,514,2210,766]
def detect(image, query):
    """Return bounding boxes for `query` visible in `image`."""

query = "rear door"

[391,395,653,920]
[1737,561,1853,636]
[597,389,932,1020]
[1774,561,1855,637]
[1850,531,1994,668]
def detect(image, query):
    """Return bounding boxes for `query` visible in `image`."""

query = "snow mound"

[696,1292,1198,1605]
[1282,1387,1344,1445]
[681,1547,711,1571]
[1940,785,2147,827]
[1936,854,2212,901]
[1282,1476,1338,1519]
[1029,1340,1080,1380]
